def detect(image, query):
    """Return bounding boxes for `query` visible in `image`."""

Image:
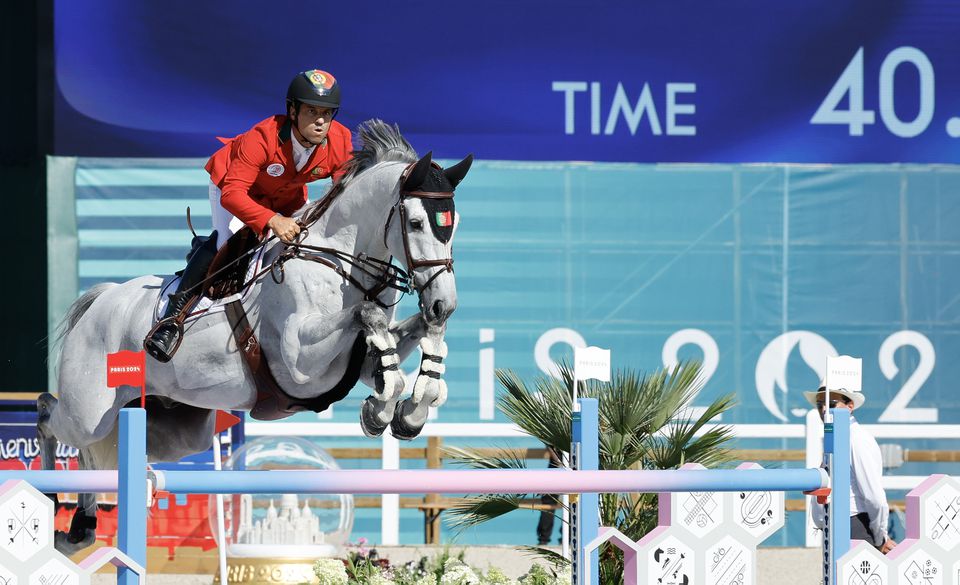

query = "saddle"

[201,226,262,299]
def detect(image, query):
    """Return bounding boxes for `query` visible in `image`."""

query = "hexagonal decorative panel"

[0,481,143,585]
[704,535,753,585]
[889,542,942,585]
[0,482,53,563]
[0,562,18,585]
[660,463,724,538]
[638,529,694,585]
[27,552,85,585]
[583,526,645,585]
[838,541,889,585]
[678,491,723,535]
[950,559,959,585]
[910,476,960,554]
[728,463,785,544]
[667,465,725,539]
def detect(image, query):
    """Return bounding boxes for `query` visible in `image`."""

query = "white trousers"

[208,182,246,249]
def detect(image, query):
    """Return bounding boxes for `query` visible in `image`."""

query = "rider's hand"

[267,214,301,243]
[880,537,896,554]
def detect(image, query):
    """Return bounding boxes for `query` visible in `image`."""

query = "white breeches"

[208,182,246,249]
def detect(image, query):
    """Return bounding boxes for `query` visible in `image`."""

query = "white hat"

[803,383,865,410]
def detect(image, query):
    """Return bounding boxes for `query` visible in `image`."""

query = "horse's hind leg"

[37,393,60,506]
[54,447,102,555]
[38,392,106,555]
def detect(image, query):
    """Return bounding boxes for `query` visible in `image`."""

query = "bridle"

[383,160,455,294]
[258,160,455,308]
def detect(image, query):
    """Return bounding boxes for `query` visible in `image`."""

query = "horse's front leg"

[385,314,448,441]
[356,302,408,438]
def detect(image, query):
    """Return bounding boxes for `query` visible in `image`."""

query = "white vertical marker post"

[573,346,611,409]
[823,355,862,424]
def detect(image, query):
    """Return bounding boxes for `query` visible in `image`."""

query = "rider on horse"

[144,69,353,363]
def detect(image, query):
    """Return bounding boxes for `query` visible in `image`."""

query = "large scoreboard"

[54,0,960,163]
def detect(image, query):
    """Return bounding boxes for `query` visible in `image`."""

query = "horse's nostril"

[432,300,444,317]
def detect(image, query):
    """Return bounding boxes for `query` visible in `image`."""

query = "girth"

[224,300,367,421]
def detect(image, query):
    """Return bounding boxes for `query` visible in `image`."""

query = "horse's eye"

[410,218,424,230]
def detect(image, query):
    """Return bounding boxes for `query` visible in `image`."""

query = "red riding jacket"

[205,115,353,234]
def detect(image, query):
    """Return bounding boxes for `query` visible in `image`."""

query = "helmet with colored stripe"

[286,69,341,110]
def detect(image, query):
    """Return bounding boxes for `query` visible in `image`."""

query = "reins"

[265,231,415,306]
[184,160,455,310]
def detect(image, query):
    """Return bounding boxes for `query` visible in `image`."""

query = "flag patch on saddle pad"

[435,211,452,227]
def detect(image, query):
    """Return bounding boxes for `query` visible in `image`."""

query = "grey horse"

[38,120,472,554]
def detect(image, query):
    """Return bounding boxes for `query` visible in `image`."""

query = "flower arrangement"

[312,558,348,585]
[312,544,569,585]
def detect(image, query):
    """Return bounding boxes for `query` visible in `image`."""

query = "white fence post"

[381,433,400,545]
[804,408,823,548]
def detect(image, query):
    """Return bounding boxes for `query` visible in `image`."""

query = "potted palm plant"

[444,360,736,584]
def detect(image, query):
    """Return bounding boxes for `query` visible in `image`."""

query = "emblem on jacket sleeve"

[266,163,285,177]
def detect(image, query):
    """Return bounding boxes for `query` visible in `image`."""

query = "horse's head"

[386,152,473,326]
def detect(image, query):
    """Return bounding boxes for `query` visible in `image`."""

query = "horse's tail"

[49,283,116,381]
[53,283,114,346]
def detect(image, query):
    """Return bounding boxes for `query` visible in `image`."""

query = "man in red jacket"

[144,69,353,362]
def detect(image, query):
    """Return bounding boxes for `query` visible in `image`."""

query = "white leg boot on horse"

[379,314,449,440]
[391,332,448,440]
[356,302,407,438]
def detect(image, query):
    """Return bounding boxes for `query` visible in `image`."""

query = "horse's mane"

[301,119,418,225]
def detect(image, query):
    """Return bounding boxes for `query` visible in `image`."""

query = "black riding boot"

[143,232,219,363]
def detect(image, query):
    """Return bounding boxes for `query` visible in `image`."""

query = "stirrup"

[143,317,186,362]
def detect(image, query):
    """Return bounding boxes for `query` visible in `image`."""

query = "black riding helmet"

[286,69,341,118]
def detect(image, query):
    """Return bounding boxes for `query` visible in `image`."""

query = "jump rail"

[0,469,828,495]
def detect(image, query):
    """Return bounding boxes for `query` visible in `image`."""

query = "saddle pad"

[153,244,267,323]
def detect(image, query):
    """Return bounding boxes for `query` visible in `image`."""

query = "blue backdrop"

[55,0,960,162]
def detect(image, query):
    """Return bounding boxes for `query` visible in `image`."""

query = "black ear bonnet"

[401,154,473,244]
[405,164,456,244]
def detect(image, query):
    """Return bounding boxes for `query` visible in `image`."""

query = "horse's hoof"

[360,397,389,438]
[54,529,96,556]
[389,399,426,441]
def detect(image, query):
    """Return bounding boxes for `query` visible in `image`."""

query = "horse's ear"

[444,154,474,188]
[403,151,433,191]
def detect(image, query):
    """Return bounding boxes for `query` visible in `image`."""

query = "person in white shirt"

[805,385,897,554]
